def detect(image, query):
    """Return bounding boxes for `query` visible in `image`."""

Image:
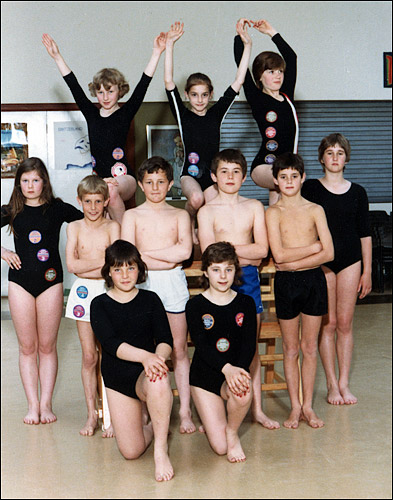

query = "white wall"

[1,1,392,103]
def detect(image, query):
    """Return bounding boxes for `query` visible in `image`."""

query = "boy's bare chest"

[135,212,178,240]
[212,205,253,238]
[77,227,111,256]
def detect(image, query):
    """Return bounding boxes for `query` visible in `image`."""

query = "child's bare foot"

[79,414,98,436]
[327,385,344,405]
[226,428,246,463]
[302,407,324,428]
[252,409,280,429]
[179,410,196,434]
[24,407,40,425]
[340,386,358,405]
[283,407,303,429]
[102,423,115,438]
[198,424,206,433]
[154,446,174,482]
[40,406,57,424]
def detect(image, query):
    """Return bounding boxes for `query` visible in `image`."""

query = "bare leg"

[335,263,361,404]
[300,314,324,428]
[106,175,136,224]
[9,283,40,424]
[167,312,195,434]
[76,321,99,436]
[137,372,174,482]
[180,176,206,244]
[319,267,344,405]
[251,314,280,429]
[36,284,63,423]
[251,164,280,206]
[280,316,303,429]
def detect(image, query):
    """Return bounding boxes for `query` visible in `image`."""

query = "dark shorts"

[274,267,328,320]
[232,265,263,314]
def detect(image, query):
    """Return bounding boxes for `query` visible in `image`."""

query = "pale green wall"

[1,1,392,103]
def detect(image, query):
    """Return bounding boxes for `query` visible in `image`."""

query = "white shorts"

[65,278,107,322]
[136,267,189,314]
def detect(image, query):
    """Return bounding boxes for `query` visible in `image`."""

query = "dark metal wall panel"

[220,100,392,204]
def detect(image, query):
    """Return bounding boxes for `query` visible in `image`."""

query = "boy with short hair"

[265,152,334,429]
[121,156,195,434]
[65,175,120,436]
[197,148,279,430]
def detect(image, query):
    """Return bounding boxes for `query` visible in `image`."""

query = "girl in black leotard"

[186,242,256,463]
[1,158,83,425]
[164,20,252,242]
[301,133,372,406]
[90,240,174,482]
[42,31,166,223]
[234,19,298,205]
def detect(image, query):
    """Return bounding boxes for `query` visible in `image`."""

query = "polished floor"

[1,300,392,499]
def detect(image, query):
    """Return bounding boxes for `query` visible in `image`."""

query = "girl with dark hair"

[42,31,166,223]
[90,240,174,482]
[164,20,252,242]
[186,242,256,463]
[234,18,298,205]
[1,157,83,425]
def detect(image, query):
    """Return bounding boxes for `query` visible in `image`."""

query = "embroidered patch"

[91,156,96,168]
[235,312,244,327]
[264,154,277,164]
[29,230,42,244]
[266,111,278,123]
[216,338,230,352]
[44,268,57,282]
[266,140,278,151]
[112,147,124,160]
[202,314,214,330]
[73,305,85,318]
[37,249,49,262]
[111,162,127,177]
[265,127,277,139]
[76,286,88,299]
[188,164,199,177]
[188,152,200,164]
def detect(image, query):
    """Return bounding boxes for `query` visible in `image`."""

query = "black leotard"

[166,85,238,191]
[301,179,371,274]
[186,292,256,396]
[63,71,152,179]
[1,199,83,297]
[234,34,298,172]
[90,289,173,400]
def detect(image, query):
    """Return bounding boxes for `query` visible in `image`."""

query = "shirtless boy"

[121,156,195,434]
[265,152,334,429]
[65,175,120,436]
[197,148,279,430]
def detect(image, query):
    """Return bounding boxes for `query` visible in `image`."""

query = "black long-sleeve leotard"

[166,85,238,191]
[63,71,152,179]
[301,179,371,274]
[234,34,298,171]
[186,292,256,396]
[1,199,83,297]
[90,289,173,399]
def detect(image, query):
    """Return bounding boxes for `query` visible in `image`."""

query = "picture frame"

[146,125,185,200]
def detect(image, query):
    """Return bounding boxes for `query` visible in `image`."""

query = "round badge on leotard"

[265,154,276,164]
[112,147,124,160]
[111,162,127,177]
[188,152,200,164]
[202,314,214,330]
[91,156,96,168]
[37,249,49,262]
[188,164,199,177]
[266,140,278,152]
[235,312,244,327]
[44,268,57,282]
[29,230,42,244]
[265,127,277,139]
[266,111,278,123]
[216,338,230,352]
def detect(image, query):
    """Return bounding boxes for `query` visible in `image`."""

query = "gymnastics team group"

[1,19,372,482]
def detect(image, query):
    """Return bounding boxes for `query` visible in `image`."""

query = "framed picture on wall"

[146,125,185,200]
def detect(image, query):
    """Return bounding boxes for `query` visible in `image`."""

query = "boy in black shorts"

[265,153,334,429]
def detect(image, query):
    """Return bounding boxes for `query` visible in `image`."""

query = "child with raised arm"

[65,175,120,437]
[121,156,195,434]
[234,19,298,205]
[186,242,256,462]
[266,152,334,429]
[42,31,166,223]
[301,134,372,405]
[197,148,279,430]
[164,20,252,242]
[90,240,174,482]
[1,157,83,425]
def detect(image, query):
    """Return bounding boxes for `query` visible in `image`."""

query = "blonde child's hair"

[88,68,130,98]
[77,175,109,200]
